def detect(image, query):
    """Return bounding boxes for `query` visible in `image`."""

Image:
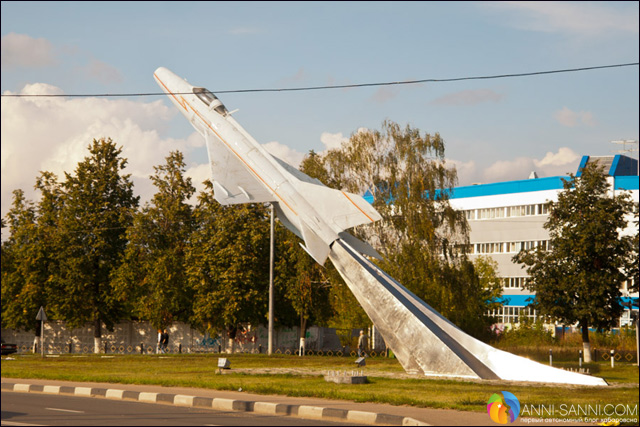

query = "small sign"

[36,306,47,322]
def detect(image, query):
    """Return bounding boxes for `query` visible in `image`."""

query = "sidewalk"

[1,378,586,426]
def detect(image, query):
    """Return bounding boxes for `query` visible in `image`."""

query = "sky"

[1,1,639,228]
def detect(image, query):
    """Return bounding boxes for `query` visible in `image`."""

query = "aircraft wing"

[204,131,276,205]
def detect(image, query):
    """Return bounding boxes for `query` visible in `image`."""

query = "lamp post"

[268,203,275,355]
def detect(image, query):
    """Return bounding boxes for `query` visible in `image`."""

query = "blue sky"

[1,1,638,223]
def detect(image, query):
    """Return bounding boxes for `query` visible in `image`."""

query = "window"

[488,306,537,324]
[193,87,228,115]
[503,277,529,289]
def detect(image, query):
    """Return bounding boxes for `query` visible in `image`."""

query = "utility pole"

[268,203,275,355]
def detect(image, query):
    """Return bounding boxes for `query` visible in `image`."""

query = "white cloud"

[1,33,56,69]
[534,147,580,168]
[483,157,537,183]
[554,107,596,127]
[487,2,638,36]
[471,147,581,184]
[82,59,124,85]
[1,83,195,220]
[262,141,305,168]
[320,131,349,151]
[446,158,478,186]
[432,89,504,106]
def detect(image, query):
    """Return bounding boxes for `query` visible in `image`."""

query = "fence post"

[610,350,614,368]
[579,350,582,368]
[140,342,144,355]
[178,343,182,354]
[549,349,553,366]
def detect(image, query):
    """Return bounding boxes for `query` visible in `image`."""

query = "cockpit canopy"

[193,87,228,116]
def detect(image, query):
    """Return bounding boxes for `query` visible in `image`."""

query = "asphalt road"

[1,392,358,426]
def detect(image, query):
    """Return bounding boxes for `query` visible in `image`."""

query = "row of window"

[490,305,638,327]
[488,306,538,324]
[502,277,529,289]
[465,203,549,220]
[471,240,549,254]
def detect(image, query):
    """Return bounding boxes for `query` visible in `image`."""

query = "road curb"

[1,381,429,426]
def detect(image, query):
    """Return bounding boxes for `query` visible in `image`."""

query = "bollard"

[549,349,553,366]
[140,342,144,355]
[258,344,262,354]
[579,350,582,368]
[68,342,73,354]
[104,342,108,354]
[218,344,222,354]
[611,350,615,368]
[178,343,182,354]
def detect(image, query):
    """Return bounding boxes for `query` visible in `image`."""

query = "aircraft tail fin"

[295,180,381,232]
[300,219,331,266]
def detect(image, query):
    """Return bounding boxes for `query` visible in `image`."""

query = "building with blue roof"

[447,154,638,330]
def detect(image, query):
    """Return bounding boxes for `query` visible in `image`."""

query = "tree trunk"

[227,325,237,354]
[299,316,307,356]
[581,322,592,363]
[33,322,41,353]
[94,317,102,354]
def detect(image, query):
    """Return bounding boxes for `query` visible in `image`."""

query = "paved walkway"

[1,378,588,426]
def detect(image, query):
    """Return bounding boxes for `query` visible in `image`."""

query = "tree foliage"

[49,138,139,341]
[186,182,272,333]
[114,151,195,329]
[1,190,41,331]
[513,162,635,357]
[299,120,497,338]
[276,234,333,337]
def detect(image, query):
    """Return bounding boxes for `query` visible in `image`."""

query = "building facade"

[447,155,639,330]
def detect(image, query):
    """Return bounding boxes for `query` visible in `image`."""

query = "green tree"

[277,235,333,346]
[298,150,370,340]
[2,190,40,331]
[513,162,635,362]
[50,138,139,353]
[186,182,272,341]
[303,121,497,338]
[1,173,63,342]
[114,151,195,331]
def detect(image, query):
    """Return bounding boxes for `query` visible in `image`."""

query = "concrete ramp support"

[329,239,607,386]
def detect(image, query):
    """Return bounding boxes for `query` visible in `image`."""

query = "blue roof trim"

[615,176,639,190]
[500,295,638,308]
[611,155,639,176]
[363,189,375,204]
[449,176,566,199]
[576,156,589,177]
[501,294,535,306]
[610,155,621,175]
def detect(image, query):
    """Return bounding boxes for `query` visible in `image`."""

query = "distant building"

[448,154,639,330]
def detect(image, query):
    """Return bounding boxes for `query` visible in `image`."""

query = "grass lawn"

[2,353,638,420]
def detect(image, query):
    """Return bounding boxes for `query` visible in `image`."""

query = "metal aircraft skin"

[153,67,381,265]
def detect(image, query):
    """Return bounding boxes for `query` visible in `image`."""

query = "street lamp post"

[268,203,275,355]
